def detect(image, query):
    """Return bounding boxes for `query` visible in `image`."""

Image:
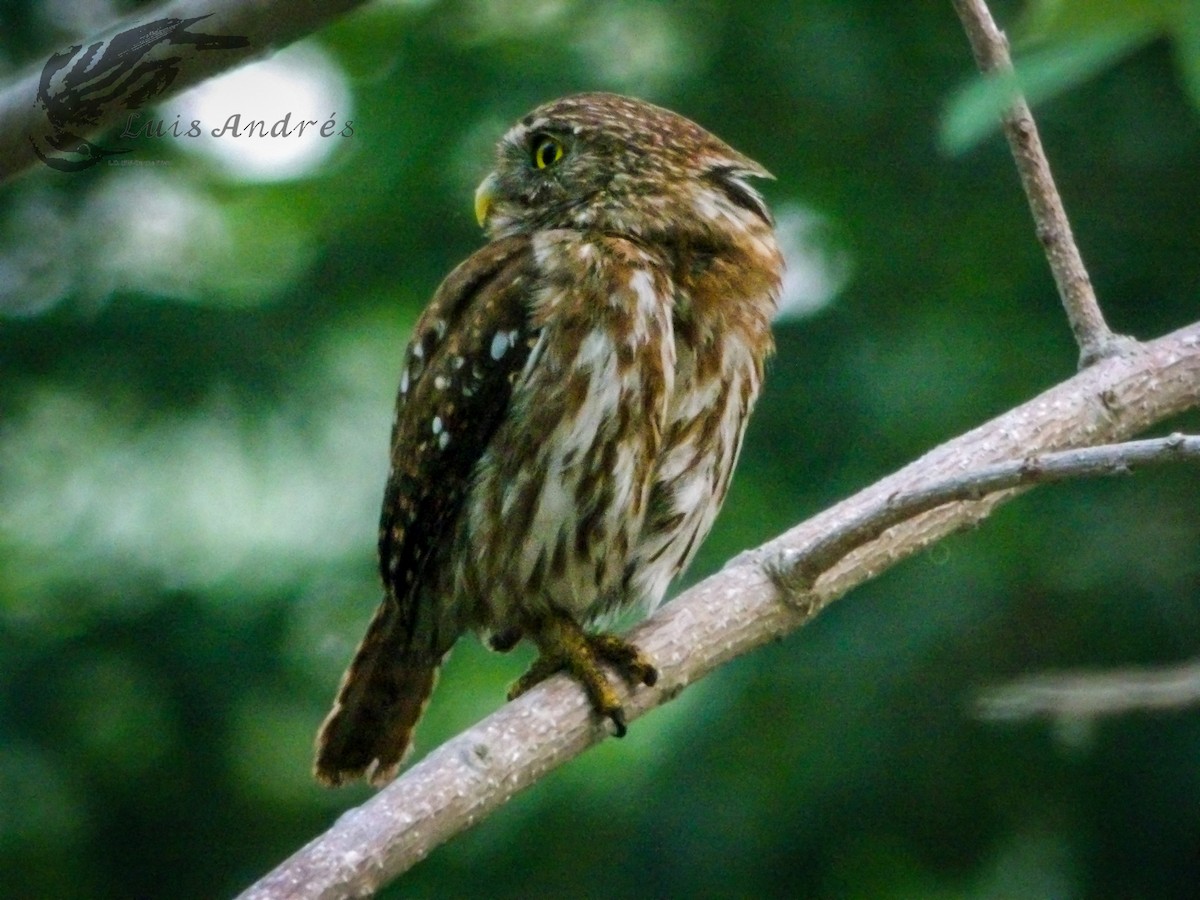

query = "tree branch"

[0,0,370,185]
[769,433,1200,593]
[976,658,1200,723]
[951,0,1131,366]
[238,321,1200,900]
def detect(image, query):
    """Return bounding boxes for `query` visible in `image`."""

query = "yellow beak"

[474,173,498,227]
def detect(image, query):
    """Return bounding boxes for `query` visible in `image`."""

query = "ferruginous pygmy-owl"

[314,92,783,787]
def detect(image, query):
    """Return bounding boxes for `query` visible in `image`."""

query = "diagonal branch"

[238,321,1200,900]
[951,0,1132,366]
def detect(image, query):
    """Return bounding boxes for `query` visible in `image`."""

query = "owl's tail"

[313,598,443,787]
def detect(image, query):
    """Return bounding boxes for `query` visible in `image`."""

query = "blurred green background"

[2,1,1199,897]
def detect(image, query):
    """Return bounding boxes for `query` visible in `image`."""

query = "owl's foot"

[508,612,657,736]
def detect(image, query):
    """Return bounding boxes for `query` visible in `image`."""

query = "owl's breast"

[447,232,679,631]
[624,224,783,609]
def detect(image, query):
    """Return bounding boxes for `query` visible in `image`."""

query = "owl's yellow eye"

[531,134,565,170]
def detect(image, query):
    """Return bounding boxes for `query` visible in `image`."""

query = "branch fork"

[951,0,1135,366]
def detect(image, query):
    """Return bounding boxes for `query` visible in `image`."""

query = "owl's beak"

[474,173,499,227]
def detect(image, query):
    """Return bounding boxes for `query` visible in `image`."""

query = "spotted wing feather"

[378,235,538,638]
[314,235,538,785]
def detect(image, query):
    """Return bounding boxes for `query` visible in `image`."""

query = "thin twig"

[951,0,1132,366]
[238,321,1200,900]
[769,433,1200,594]
[976,658,1200,722]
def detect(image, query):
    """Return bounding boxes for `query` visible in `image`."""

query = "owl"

[314,92,783,786]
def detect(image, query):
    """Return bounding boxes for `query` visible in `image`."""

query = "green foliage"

[942,0,1200,152]
[1,1,1199,898]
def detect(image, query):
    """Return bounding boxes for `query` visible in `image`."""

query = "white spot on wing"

[490,331,510,360]
[431,416,443,435]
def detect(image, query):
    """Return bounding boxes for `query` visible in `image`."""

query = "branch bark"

[0,0,370,185]
[238,321,1200,900]
[951,0,1130,366]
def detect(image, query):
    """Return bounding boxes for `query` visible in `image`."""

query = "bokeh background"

[2,1,1199,897]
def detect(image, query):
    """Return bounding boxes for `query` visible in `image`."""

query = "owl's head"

[475,92,774,243]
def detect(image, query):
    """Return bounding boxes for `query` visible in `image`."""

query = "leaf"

[1018,0,1175,43]
[941,25,1154,154]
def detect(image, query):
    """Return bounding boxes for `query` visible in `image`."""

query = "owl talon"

[609,707,628,738]
[508,612,655,735]
[507,654,563,701]
[587,632,659,688]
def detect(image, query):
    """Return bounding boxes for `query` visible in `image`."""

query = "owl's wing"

[378,234,538,646]
[314,236,538,786]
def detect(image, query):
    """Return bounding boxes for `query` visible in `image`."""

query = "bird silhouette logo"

[30,15,248,172]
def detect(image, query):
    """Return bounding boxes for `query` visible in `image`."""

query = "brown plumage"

[315,93,783,787]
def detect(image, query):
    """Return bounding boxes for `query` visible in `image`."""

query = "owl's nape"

[506,612,658,736]
[315,92,782,786]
